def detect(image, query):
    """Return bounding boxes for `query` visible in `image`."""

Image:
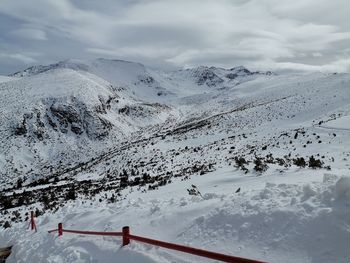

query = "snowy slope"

[0,64,176,185]
[0,75,16,83]
[0,59,274,185]
[1,59,350,263]
[1,170,350,263]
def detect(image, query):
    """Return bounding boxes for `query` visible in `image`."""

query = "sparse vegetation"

[308,156,323,169]
[253,157,268,173]
[3,221,11,229]
[187,185,203,198]
[293,157,306,168]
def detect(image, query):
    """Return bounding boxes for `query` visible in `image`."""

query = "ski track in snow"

[319,115,350,131]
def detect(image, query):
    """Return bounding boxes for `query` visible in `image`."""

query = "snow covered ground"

[1,59,350,262]
[1,168,350,262]
[0,75,15,83]
[320,115,350,131]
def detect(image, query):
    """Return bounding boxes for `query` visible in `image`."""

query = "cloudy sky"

[0,0,350,74]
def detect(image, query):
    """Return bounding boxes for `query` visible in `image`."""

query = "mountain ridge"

[0,57,349,195]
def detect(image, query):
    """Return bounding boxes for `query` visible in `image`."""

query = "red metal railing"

[48,223,265,263]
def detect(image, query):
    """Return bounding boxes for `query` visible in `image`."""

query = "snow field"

[1,167,350,263]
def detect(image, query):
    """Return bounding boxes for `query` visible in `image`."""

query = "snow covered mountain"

[0,59,270,185]
[1,59,350,263]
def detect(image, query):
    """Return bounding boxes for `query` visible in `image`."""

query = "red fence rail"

[57,223,122,237]
[48,223,265,263]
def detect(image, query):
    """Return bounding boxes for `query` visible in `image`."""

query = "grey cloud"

[0,0,350,74]
[0,52,37,64]
[12,27,47,40]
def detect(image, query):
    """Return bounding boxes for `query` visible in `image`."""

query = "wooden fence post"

[58,223,63,236]
[30,211,37,232]
[30,211,34,230]
[122,226,130,246]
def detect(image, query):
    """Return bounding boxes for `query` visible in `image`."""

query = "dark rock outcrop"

[192,67,224,87]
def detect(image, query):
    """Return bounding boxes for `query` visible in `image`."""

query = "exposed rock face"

[83,112,113,139]
[50,103,82,134]
[33,111,45,140]
[14,112,45,140]
[191,67,224,87]
[118,103,170,119]
[15,118,27,136]
[225,66,273,80]
[230,66,251,74]
[49,99,113,139]
[15,98,114,141]
[225,73,239,80]
[137,75,155,85]
[95,96,116,114]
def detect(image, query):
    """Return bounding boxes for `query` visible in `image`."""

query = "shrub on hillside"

[308,156,323,169]
[66,186,76,200]
[187,184,203,198]
[3,221,11,228]
[293,157,306,167]
[253,157,268,173]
